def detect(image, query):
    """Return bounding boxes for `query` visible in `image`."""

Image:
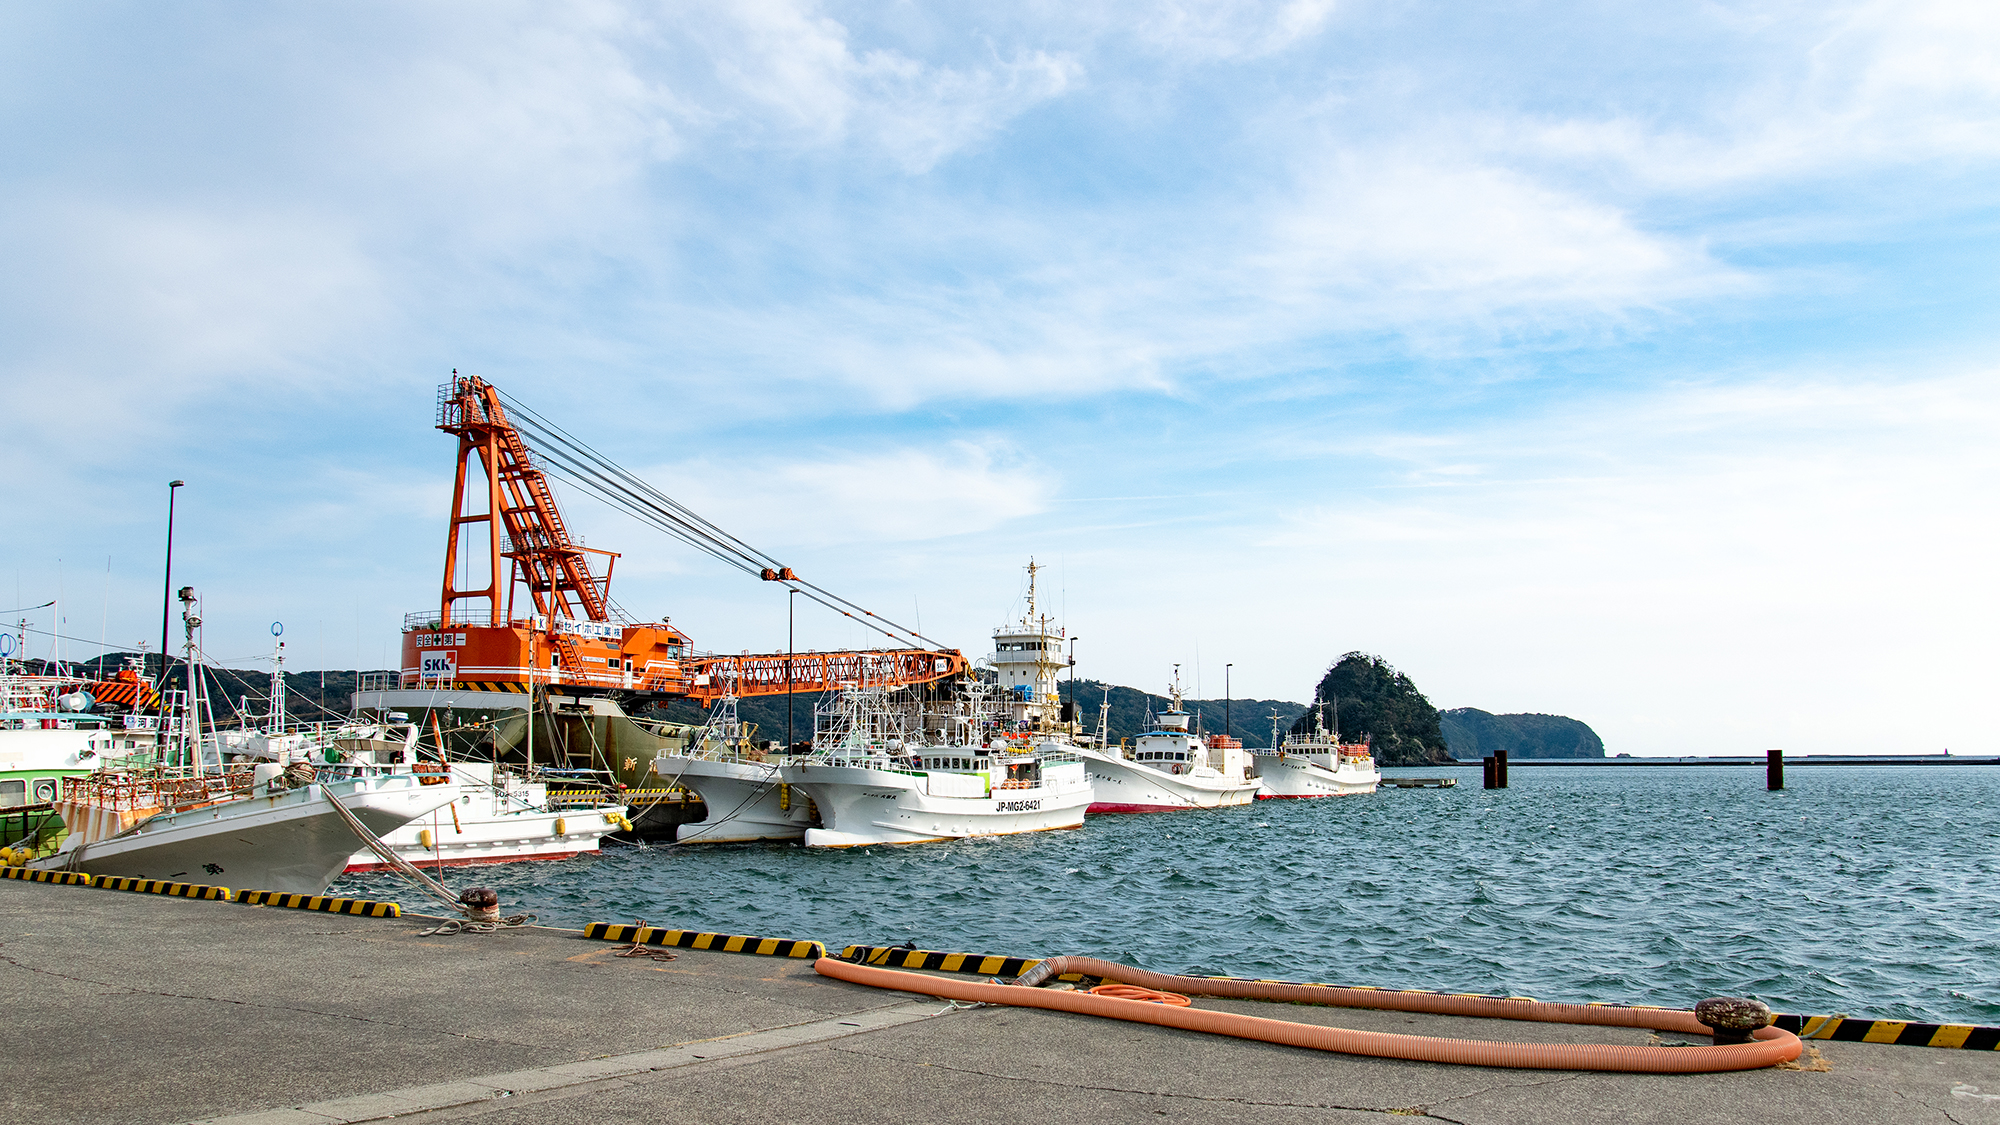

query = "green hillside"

[1440,708,1605,758]
[1294,652,1453,766]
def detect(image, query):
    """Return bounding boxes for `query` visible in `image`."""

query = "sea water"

[333,764,2000,1024]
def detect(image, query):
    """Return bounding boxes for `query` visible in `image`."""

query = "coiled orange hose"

[814,958,1801,1073]
[1015,955,1721,1032]
[1089,983,1192,1006]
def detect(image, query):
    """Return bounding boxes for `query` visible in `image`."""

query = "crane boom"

[437,376,612,625]
[399,373,967,703]
[688,648,969,703]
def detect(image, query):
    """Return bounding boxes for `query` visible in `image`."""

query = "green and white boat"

[0,666,159,859]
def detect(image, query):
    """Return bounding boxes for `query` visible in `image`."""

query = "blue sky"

[3,1,1996,754]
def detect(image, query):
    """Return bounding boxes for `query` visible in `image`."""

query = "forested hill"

[1057,680,1308,748]
[1440,708,1605,758]
[1295,652,1454,766]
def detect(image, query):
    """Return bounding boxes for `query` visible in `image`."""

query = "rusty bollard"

[1694,997,1774,1045]
[460,886,500,923]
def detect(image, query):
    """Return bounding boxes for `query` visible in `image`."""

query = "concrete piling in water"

[1767,749,1784,791]
[1495,749,1508,788]
[1482,756,1497,789]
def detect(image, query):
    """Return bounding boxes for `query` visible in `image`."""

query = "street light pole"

[1225,663,1233,744]
[159,480,184,690]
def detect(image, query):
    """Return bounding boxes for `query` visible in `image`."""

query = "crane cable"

[493,390,957,654]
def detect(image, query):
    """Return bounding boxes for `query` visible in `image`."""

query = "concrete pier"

[4,879,1995,1125]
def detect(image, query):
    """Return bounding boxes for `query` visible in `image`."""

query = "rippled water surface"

[333,764,2000,1024]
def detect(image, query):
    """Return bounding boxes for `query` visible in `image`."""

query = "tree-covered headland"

[1291,651,1455,766]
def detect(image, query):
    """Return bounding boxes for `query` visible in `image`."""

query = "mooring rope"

[321,786,462,912]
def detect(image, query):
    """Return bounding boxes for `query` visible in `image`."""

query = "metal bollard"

[1767,749,1784,791]
[460,886,500,923]
[1694,996,1774,1045]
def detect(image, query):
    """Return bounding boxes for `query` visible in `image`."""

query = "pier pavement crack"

[0,952,552,1050]
[823,1044,1410,1115]
[1904,1085,1972,1125]
[1416,1071,1584,1114]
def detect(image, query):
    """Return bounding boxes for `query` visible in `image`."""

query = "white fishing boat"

[653,687,814,844]
[33,766,461,893]
[780,683,1092,848]
[1073,672,1259,813]
[322,723,630,871]
[1254,703,1380,798]
[212,632,633,872]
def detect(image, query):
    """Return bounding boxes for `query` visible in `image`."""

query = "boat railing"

[59,767,259,813]
[798,745,925,777]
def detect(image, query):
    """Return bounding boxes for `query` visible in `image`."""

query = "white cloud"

[1513,0,2000,188]
[1252,153,1744,326]
[683,0,1080,171]
[0,199,388,433]
[1133,0,1340,60]
[616,441,1055,554]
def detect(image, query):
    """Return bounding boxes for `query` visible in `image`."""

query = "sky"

[3,1,1996,755]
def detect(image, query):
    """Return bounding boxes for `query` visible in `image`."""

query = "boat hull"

[1072,747,1259,812]
[1253,753,1380,798]
[343,797,626,872]
[38,776,457,895]
[656,754,813,844]
[781,760,1091,847]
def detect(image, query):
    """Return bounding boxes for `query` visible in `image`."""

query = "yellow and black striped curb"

[1,869,400,917]
[236,890,401,916]
[1775,1014,2000,1050]
[837,944,1091,982]
[93,876,232,900]
[1,867,94,885]
[585,923,825,959]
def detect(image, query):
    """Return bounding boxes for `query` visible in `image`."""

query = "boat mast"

[178,586,203,772]
[267,622,286,735]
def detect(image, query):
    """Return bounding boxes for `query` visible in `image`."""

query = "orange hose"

[1090,984,1191,1006]
[1015,956,1719,1033]
[814,958,1801,1073]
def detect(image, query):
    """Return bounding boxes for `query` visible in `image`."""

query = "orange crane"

[400,374,967,702]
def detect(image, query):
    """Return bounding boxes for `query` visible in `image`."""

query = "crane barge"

[353,375,969,831]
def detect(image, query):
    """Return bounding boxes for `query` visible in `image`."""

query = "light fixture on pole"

[158,480,184,689]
